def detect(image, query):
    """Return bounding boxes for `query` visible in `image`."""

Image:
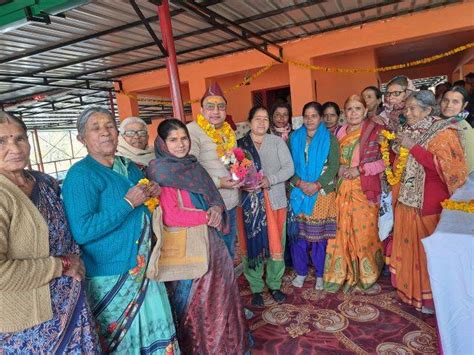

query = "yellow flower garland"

[380,130,409,186]
[138,178,160,213]
[441,199,474,213]
[196,113,236,157]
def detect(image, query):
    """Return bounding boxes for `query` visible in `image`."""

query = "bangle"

[61,256,71,274]
[124,197,134,209]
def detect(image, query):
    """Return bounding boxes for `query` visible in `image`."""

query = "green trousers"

[243,233,286,294]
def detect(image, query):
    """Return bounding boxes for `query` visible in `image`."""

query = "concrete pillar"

[312,49,380,107]
[288,58,315,116]
[116,92,139,120]
[187,78,207,119]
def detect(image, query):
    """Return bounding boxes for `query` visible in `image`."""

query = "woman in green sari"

[62,107,179,354]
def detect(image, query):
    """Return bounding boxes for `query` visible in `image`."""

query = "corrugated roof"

[0,0,460,128]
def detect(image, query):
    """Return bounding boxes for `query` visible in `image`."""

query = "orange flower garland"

[138,178,160,213]
[196,113,236,157]
[380,130,409,186]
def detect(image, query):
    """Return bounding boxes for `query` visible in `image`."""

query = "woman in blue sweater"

[62,107,179,354]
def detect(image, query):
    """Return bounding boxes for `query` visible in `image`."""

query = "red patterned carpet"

[238,270,438,354]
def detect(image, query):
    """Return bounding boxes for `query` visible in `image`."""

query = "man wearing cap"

[187,83,240,260]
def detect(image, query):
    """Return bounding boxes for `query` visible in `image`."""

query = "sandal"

[251,293,265,308]
[269,289,286,304]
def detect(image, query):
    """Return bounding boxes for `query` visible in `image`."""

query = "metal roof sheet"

[0,0,461,128]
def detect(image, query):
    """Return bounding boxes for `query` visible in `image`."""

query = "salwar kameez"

[289,125,340,280]
[241,192,287,293]
[291,192,337,277]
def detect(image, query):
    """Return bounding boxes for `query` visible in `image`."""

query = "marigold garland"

[196,113,236,157]
[287,42,473,74]
[380,130,409,186]
[441,199,474,213]
[138,178,160,213]
[119,43,472,105]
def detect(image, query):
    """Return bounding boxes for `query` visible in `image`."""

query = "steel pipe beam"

[158,0,184,121]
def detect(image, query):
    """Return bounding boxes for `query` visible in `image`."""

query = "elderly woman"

[390,91,467,313]
[289,102,340,290]
[62,107,178,353]
[148,118,249,354]
[117,116,154,170]
[0,112,100,352]
[377,75,415,132]
[322,101,341,134]
[269,102,292,142]
[324,95,385,293]
[237,106,294,307]
[440,86,474,174]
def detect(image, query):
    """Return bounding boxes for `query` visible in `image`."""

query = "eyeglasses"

[385,90,405,98]
[204,103,226,111]
[123,130,147,137]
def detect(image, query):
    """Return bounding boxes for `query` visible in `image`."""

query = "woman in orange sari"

[390,91,467,313]
[324,95,385,293]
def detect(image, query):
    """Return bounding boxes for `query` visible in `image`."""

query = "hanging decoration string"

[119,42,472,106]
[286,42,473,73]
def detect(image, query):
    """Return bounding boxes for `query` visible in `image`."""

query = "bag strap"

[176,189,184,208]
[176,189,204,212]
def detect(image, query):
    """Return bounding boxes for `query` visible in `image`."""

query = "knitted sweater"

[187,121,239,210]
[245,134,294,210]
[0,175,62,332]
[62,155,146,277]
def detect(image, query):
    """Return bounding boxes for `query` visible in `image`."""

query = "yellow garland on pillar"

[380,130,409,186]
[196,113,236,157]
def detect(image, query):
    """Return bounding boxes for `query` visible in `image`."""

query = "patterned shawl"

[116,135,155,168]
[147,137,227,230]
[378,101,408,133]
[398,116,451,209]
[359,119,383,203]
[446,110,469,125]
[238,133,268,269]
[269,124,292,142]
[289,124,330,215]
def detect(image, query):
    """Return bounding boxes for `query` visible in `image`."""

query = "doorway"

[252,86,291,110]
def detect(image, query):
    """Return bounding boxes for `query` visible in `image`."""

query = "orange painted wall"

[379,62,457,84]
[463,63,474,77]
[138,83,191,101]
[311,49,380,107]
[117,2,474,127]
[208,64,290,122]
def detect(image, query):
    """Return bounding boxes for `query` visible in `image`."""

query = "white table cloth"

[422,173,474,355]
